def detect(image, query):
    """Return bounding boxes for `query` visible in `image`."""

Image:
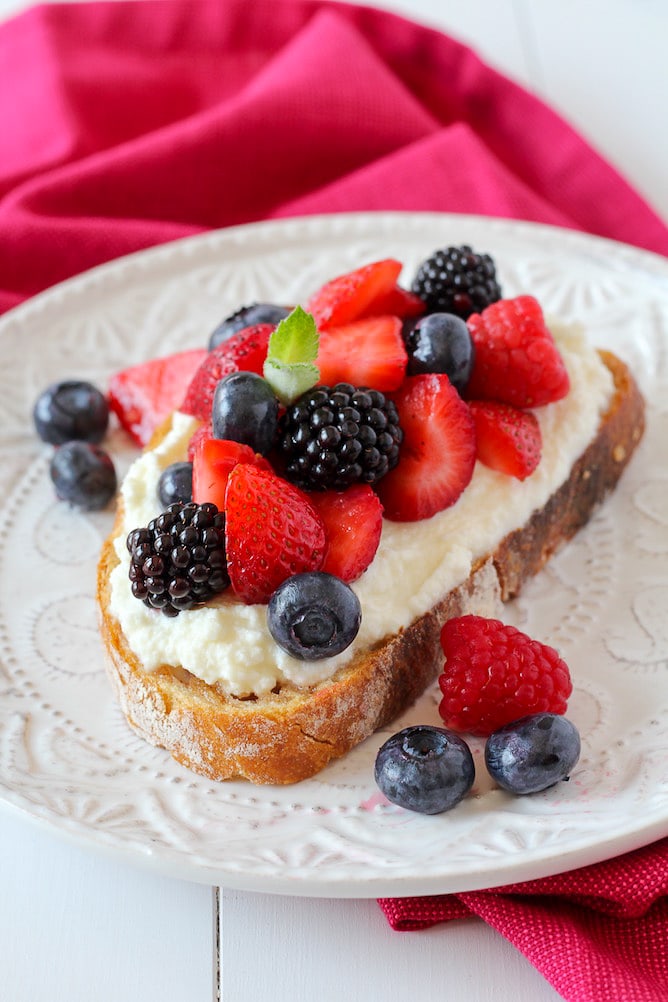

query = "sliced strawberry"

[306,259,402,329]
[108,348,207,447]
[358,284,426,320]
[469,400,542,480]
[192,436,271,510]
[377,374,476,521]
[316,315,407,392]
[466,296,570,408]
[181,323,273,421]
[224,464,326,604]
[187,421,212,462]
[308,485,383,583]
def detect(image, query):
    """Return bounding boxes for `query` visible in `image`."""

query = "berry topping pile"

[438,615,573,736]
[127,502,229,617]
[34,243,576,680]
[410,244,502,319]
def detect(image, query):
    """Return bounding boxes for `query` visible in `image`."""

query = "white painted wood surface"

[0,1,665,1000]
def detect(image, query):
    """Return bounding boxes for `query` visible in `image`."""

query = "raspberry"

[438,615,572,736]
[466,296,570,408]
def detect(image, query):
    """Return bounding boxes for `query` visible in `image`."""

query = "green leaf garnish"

[263,305,320,404]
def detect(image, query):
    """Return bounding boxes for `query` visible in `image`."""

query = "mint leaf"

[263,306,320,404]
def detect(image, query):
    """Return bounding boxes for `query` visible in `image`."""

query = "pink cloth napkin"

[1,0,667,317]
[379,837,668,1001]
[2,2,668,998]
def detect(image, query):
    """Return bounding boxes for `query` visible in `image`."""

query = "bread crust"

[97,351,645,784]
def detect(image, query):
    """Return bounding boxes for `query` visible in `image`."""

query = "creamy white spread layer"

[108,322,614,697]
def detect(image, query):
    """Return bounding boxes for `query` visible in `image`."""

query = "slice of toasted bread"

[97,350,644,785]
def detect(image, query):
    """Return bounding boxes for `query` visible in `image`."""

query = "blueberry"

[208,303,291,350]
[158,461,193,506]
[33,380,109,445]
[405,313,475,392]
[375,725,475,814]
[49,441,117,510]
[485,713,581,795]
[212,372,279,455]
[267,571,361,660]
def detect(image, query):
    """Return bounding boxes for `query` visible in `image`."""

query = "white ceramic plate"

[1,212,667,897]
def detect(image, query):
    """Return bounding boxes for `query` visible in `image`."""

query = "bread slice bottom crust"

[97,350,645,785]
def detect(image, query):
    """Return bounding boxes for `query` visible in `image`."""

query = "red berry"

[181,323,273,421]
[306,259,402,329]
[469,400,542,480]
[316,315,407,392]
[308,485,383,583]
[466,296,570,408]
[376,374,476,521]
[224,465,326,604]
[186,421,212,462]
[108,348,207,447]
[438,615,573,736]
[191,435,271,511]
[357,284,426,320]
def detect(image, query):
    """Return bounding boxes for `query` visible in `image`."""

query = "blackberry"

[279,383,402,491]
[411,245,502,320]
[127,502,230,617]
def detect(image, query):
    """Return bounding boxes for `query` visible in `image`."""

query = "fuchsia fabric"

[3,2,668,998]
[379,837,668,1001]
[1,0,668,318]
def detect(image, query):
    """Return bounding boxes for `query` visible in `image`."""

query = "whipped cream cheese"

[108,322,614,697]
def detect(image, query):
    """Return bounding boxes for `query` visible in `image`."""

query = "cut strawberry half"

[306,259,402,329]
[308,484,383,583]
[181,323,273,421]
[316,315,407,392]
[377,374,476,521]
[466,296,570,408]
[469,400,542,480]
[108,348,207,447]
[224,464,326,604]
[192,435,271,511]
[357,284,425,320]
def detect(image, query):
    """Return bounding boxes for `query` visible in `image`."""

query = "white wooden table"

[1,2,666,999]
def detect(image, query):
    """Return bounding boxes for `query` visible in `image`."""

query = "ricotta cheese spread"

[108,322,614,697]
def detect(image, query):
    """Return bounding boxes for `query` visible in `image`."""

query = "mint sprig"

[263,305,320,404]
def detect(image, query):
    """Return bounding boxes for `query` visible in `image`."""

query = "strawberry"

[357,284,426,320]
[181,323,273,420]
[191,435,271,511]
[469,400,542,480]
[316,315,407,391]
[224,464,326,604]
[306,259,402,329]
[186,421,212,462]
[376,374,476,521]
[466,296,570,408]
[308,485,383,583]
[108,348,206,447]
[439,615,572,736]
